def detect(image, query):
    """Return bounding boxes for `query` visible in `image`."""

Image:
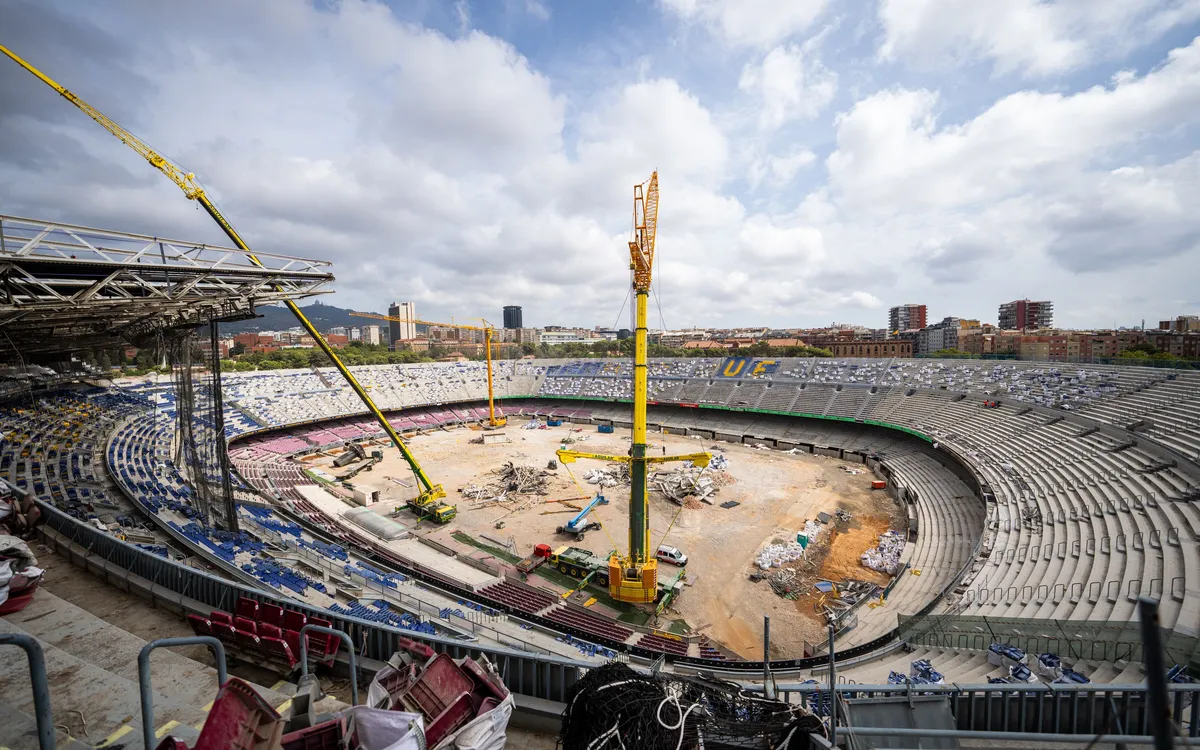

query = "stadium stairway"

[0,587,340,749]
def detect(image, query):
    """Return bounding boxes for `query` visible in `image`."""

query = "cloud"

[739,42,838,128]
[828,37,1200,212]
[878,0,1200,76]
[661,0,828,48]
[1,0,1198,333]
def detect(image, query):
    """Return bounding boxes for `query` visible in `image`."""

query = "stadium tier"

[5,356,1200,681]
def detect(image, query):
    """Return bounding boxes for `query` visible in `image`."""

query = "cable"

[612,285,632,334]
[656,690,702,750]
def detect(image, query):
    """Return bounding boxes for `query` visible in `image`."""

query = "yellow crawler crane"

[557,172,711,604]
[350,312,506,428]
[0,44,447,507]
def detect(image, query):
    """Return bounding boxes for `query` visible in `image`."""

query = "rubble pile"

[583,464,630,488]
[861,529,906,575]
[815,579,879,625]
[460,462,552,505]
[652,454,734,505]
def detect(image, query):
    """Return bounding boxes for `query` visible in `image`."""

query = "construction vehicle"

[403,496,457,524]
[351,312,506,428]
[557,173,711,604]
[0,45,448,510]
[548,546,611,587]
[556,494,609,540]
[341,449,384,481]
[516,543,552,575]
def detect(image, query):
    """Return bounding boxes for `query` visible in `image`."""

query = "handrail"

[299,624,359,706]
[138,636,227,750]
[0,633,55,750]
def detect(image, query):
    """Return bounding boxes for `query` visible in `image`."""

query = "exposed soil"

[318,424,907,659]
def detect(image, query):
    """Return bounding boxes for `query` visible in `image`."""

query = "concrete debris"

[583,464,630,488]
[861,529,905,575]
[652,454,732,506]
[755,528,817,570]
[841,466,864,474]
[835,508,853,523]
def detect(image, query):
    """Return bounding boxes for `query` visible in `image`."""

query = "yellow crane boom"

[349,311,506,428]
[556,172,710,604]
[0,43,446,505]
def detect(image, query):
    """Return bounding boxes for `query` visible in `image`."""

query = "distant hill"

[220,301,380,335]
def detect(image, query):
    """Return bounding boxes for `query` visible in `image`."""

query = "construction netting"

[166,321,238,531]
[559,662,823,749]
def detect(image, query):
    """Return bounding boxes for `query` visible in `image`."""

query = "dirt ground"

[309,422,906,660]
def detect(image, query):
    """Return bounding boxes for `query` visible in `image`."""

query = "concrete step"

[0,697,92,750]
[0,588,320,749]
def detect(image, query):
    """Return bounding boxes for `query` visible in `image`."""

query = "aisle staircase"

[0,589,341,749]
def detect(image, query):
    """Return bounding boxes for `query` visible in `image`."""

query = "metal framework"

[0,214,333,358]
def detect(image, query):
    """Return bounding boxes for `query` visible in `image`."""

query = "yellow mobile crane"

[350,312,507,428]
[0,44,448,508]
[556,172,711,604]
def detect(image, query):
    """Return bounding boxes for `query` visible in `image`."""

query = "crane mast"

[558,172,711,604]
[349,312,506,428]
[0,44,447,506]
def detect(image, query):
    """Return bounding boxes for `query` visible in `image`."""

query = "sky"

[1,0,1199,332]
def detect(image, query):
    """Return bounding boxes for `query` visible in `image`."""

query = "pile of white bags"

[860,530,905,575]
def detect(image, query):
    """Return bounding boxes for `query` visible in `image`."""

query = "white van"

[655,545,688,566]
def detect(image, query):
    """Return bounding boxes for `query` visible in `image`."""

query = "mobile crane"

[556,172,711,604]
[350,312,507,428]
[0,45,449,509]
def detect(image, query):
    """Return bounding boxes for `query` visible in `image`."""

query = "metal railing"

[138,636,228,750]
[0,633,55,750]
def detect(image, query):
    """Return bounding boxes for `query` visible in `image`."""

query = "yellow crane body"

[556,172,710,603]
[0,44,447,506]
[349,312,506,428]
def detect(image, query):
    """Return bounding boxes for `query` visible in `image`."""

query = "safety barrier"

[139,636,228,750]
[0,633,55,750]
[299,624,358,706]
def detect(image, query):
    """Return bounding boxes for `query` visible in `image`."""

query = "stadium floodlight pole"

[0,43,446,504]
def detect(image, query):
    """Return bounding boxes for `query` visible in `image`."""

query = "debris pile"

[460,462,551,505]
[861,529,905,575]
[815,579,879,625]
[582,464,630,488]
[652,455,734,506]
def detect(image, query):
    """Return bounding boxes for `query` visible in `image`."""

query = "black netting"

[168,321,237,531]
[559,662,823,749]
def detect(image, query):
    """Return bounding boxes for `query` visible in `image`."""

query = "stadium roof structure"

[0,214,334,360]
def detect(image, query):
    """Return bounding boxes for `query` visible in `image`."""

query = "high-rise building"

[387,302,417,349]
[998,299,1053,331]
[363,325,381,346]
[503,305,523,329]
[888,304,927,335]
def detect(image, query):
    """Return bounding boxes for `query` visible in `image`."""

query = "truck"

[516,543,552,575]
[548,545,610,587]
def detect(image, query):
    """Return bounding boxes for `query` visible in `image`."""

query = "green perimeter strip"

[542,393,934,443]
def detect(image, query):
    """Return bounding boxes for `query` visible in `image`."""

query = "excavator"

[557,172,711,604]
[350,312,507,428]
[0,45,449,509]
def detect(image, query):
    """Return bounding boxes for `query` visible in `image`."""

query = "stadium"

[2,15,1200,750]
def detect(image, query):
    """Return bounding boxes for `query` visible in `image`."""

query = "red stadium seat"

[187,614,212,637]
[261,636,298,670]
[259,622,282,640]
[212,621,238,648]
[210,610,234,627]
[259,603,284,628]
[282,610,307,633]
[233,616,258,636]
[235,597,259,621]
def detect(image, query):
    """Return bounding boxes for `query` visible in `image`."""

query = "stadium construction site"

[3,40,1200,750]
